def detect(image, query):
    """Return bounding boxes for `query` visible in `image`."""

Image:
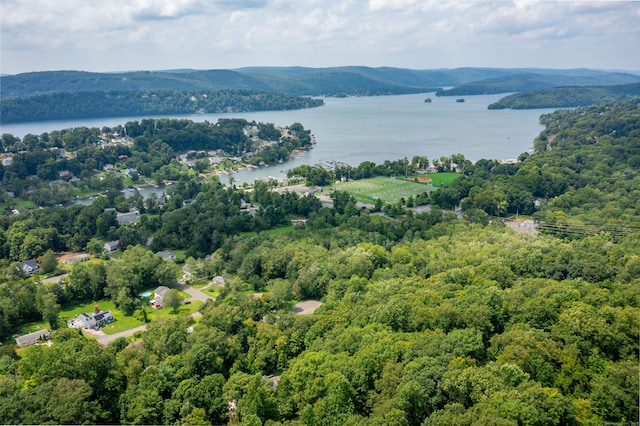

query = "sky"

[1,0,639,75]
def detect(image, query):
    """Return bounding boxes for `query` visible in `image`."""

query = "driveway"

[171,280,215,303]
[95,325,147,346]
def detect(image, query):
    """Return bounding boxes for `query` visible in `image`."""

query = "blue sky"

[1,0,639,74]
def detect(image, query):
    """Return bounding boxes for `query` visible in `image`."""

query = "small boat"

[456,98,465,103]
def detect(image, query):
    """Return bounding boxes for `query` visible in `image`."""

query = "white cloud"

[1,0,639,73]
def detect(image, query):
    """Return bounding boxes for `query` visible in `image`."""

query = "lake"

[0,93,556,184]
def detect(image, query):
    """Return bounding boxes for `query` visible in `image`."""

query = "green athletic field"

[334,176,437,204]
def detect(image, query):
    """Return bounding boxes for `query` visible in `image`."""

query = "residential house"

[116,211,139,224]
[68,310,115,330]
[211,276,226,287]
[20,259,40,276]
[1,154,13,166]
[156,251,177,261]
[153,286,171,307]
[104,240,120,252]
[16,329,50,347]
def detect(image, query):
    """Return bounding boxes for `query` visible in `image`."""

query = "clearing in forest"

[334,176,438,204]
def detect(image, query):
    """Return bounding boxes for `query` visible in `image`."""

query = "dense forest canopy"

[435,72,640,97]
[0,99,638,425]
[0,89,324,124]
[488,84,640,110]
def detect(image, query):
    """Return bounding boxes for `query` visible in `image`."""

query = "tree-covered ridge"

[0,89,324,124]
[4,67,637,99]
[435,72,640,97]
[488,83,640,109]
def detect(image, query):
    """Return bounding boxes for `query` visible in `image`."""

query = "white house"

[104,240,120,252]
[68,310,115,330]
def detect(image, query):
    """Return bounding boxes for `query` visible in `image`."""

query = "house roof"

[105,240,120,250]
[156,251,176,259]
[93,310,114,322]
[155,286,170,297]
[21,259,39,269]
[16,329,50,346]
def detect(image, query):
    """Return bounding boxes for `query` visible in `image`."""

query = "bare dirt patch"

[407,177,432,183]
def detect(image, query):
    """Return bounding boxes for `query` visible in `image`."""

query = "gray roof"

[155,286,170,297]
[16,329,50,346]
[21,259,39,270]
[156,251,176,259]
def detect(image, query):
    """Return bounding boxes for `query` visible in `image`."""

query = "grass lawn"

[264,225,296,236]
[334,176,437,204]
[0,198,35,212]
[72,186,101,199]
[417,172,460,186]
[240,224,297,238]
[146,300,203,322]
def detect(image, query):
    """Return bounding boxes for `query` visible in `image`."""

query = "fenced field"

[334,176,437,204]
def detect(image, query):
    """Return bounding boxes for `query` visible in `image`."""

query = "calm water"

[0,93,556,184]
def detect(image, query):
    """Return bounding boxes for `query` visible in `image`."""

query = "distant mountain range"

[3,67,639,99]
[2,67,640,123]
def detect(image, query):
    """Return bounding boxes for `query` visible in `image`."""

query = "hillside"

[435,72,640,97]
[0,89,325,124]
[4,67,638,100]
[488,83,640,109]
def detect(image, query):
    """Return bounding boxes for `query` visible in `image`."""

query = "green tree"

[40,249,58,275]
[40,292,61,329]
[164,289,185,313]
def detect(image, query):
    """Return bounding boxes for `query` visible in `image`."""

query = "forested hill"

[487,83,640,109]
[3,67,638,99]
[434,71,640,97]
[0,89,325,124]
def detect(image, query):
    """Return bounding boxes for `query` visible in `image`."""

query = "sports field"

[334,176,437,204]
